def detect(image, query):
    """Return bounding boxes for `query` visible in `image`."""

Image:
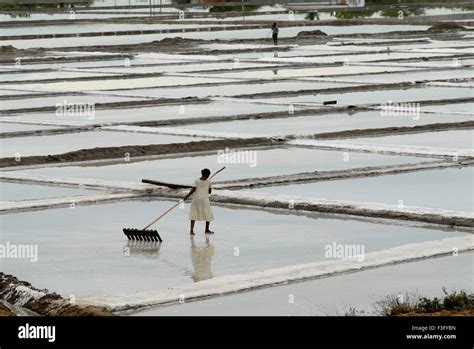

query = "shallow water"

[80,61,279,75]
[11,147,429,183]
[4,25,430,49]
[353,129,474,151]
[314,68,474,84]
[265,87,474,106]
[0,130,203,157]
[1,70,114,82]
[0,93,149,111]
[133,253,473,316]
[277,51,456,63]
[165,111,474,137]
[0,88,45,96]
[209,65,419,80]
[0,181,95,201]
[105,80,354,98]
[1,23,230,36]
[4,75,240,92]
[0,122,61,133]
[4,100,291,125]
[248,167,474,212]
[3,59,144,71]
[0,200,465,297]
[422,103,474,114]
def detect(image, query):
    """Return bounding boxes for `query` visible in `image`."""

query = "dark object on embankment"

[296,30,328,39]
[428,23,466,32]
[0,45,17,54]
[142,179,192,189]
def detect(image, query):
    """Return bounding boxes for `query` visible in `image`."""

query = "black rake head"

[123,228,162,242]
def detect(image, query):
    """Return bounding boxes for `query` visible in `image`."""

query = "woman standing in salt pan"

[184,168,214,235]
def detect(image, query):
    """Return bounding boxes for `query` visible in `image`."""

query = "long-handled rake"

[123,167,226,242]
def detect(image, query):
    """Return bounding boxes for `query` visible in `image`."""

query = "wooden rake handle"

[142,167,226,230]
[208,166,226,180]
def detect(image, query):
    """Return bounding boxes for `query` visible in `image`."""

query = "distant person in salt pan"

[184,168,214,235]
[272,22,279,45]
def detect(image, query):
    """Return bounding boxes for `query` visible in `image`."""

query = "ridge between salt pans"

[101,125,262,139]
[289,139,474,159]
[1,173,472,227]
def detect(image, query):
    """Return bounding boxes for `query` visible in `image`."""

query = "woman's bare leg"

[205,222,214,234]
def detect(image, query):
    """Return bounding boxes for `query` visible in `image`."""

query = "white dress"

[189,178,214,221]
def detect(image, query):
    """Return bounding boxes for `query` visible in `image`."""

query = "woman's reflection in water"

[190,235,215,282]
